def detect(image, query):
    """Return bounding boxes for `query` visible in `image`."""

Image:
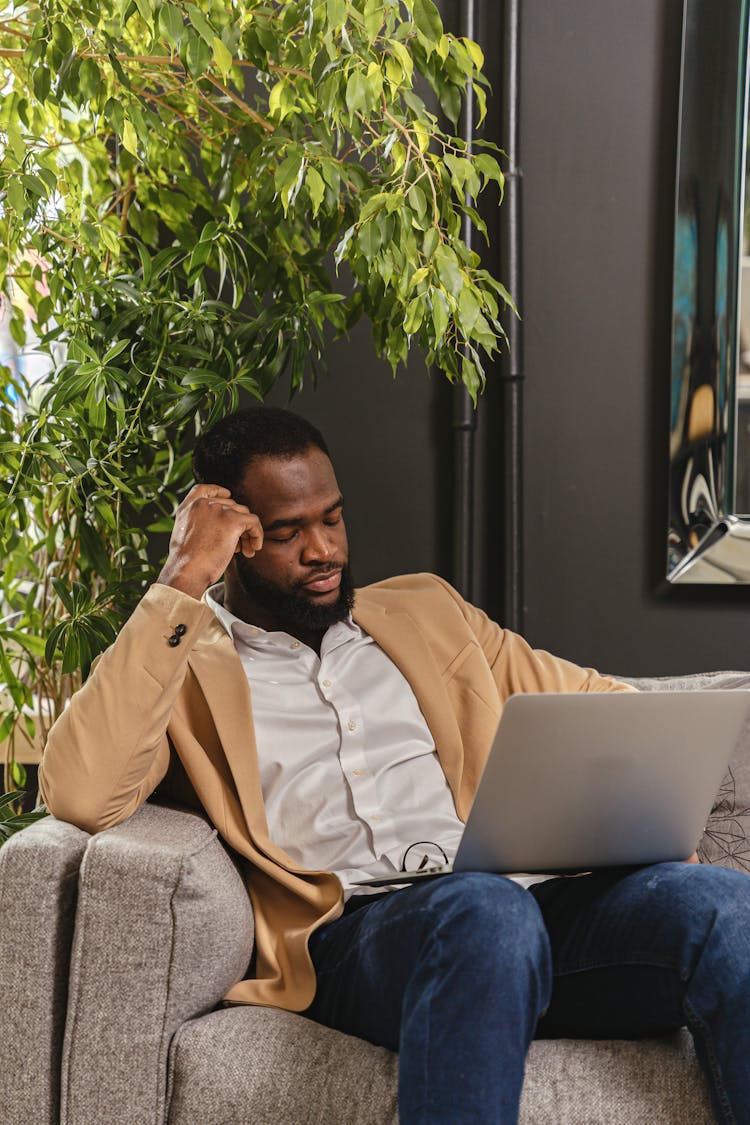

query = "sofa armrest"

[61,802,255,1125]
[0,815,90,1125]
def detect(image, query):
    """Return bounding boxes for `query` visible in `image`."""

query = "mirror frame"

[667,0,750,582]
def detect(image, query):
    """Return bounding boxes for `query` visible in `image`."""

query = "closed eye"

[268,516,341,543]
[266,530,299,543]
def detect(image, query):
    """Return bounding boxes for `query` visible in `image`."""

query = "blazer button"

[175,623,187,636]
[168,634,180,647]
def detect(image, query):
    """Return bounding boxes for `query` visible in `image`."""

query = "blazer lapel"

[187,616,270,840]
[353,593,466,804]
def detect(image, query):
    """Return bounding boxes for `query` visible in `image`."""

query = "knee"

[651,862,750,959]
[424,872,550,971]
[686,863,750,933]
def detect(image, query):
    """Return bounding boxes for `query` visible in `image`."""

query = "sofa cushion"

[167,1007,399,1125]
[166,1009,712,1124]
[521,1031,713,1123]
[619,671,750,871]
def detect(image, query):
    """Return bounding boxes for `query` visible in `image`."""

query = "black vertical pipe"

[500,0,524,632]
[452,0,478,601]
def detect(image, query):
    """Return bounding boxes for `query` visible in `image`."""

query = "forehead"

[235,447,341,519]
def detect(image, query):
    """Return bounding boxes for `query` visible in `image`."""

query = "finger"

[175,483,232,513]
[239,524,263,557]
[191,483,233,501]
[205,498,250,512]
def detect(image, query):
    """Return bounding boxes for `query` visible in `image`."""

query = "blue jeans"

[305,864,750,1124]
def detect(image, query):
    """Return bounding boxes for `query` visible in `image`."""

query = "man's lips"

[299,569,342,594]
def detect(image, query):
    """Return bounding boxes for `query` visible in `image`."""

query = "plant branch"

[204,75,274,133]
[381,107,440,226]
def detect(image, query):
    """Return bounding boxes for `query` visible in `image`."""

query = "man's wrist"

[156,560,215,601]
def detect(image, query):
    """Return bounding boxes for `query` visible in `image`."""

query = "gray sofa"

[6,670,750,1124]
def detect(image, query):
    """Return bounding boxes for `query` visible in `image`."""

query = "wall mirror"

[668,0,750,582]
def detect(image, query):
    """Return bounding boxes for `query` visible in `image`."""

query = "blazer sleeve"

[427,574,636,698]
[38,583,217,834]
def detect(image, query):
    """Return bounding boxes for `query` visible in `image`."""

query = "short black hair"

[192,406,330,493]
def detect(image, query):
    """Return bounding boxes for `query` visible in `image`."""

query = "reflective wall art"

[668,0,750,582]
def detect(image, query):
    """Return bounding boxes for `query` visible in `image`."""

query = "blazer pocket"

[441,640,482,684]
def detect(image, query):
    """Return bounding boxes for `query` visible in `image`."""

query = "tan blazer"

[39,572,632,1013]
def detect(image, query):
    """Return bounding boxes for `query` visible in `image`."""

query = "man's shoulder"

[354,572,466,612]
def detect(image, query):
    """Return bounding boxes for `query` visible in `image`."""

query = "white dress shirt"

[206,584,465,896]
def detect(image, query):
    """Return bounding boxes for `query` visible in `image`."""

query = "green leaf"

[407,182,427,220]
[78,58,101,100]
[212,36,233,79]
[100,224,121,256]
[306,167,325,216]
[423,227,439,259]
[51,578,75,616]
[104,97,124,134]
[439,84,462,127]
[0,790,21,812]
[6,178,26,214]
[434,247,463,298]
[51,22,73,52]
[122,118,139,157]
[413,0,442,40]
[186,3,214,45]
[159,3,185,47]
[345,70,372,116]
[102,338,131,364]
[274,150,304,195]
[10,760,26,789]
[6,121,27,164]
[404,295,423,334]
[431,288,450,340]
[388,40,414,85]
[327,0,347,29]
[458,284,480,332]
[464,38,484,70]
[185,29,211,77]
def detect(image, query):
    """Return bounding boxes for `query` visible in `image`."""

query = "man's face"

[227,446,353,633]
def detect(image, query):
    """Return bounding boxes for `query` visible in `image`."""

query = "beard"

[234,558,355,633]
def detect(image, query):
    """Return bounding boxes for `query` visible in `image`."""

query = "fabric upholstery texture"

[619,670,750,871]
[520,1032,713,1123]
[0,816,89,1125]
[167,1007,400,1125]
[60,802,255,1125]
[165,1005,713,1125]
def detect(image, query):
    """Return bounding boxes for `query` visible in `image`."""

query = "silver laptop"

[352,690,750,886]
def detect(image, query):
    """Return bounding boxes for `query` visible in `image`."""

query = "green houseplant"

[0,0,512,810]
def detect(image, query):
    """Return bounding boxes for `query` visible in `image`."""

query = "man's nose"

[301,526,332,562]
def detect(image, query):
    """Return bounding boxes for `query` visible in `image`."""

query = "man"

[40,406,750,1124]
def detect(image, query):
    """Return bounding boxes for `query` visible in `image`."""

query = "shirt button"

[290,641,301,650]
[372,814,383,822]
[322,679,332,688]
[347,719,357,732]
[353,768,365,776]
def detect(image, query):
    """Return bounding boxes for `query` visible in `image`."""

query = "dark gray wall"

[275,0,750,677]
[519,0,750,675]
